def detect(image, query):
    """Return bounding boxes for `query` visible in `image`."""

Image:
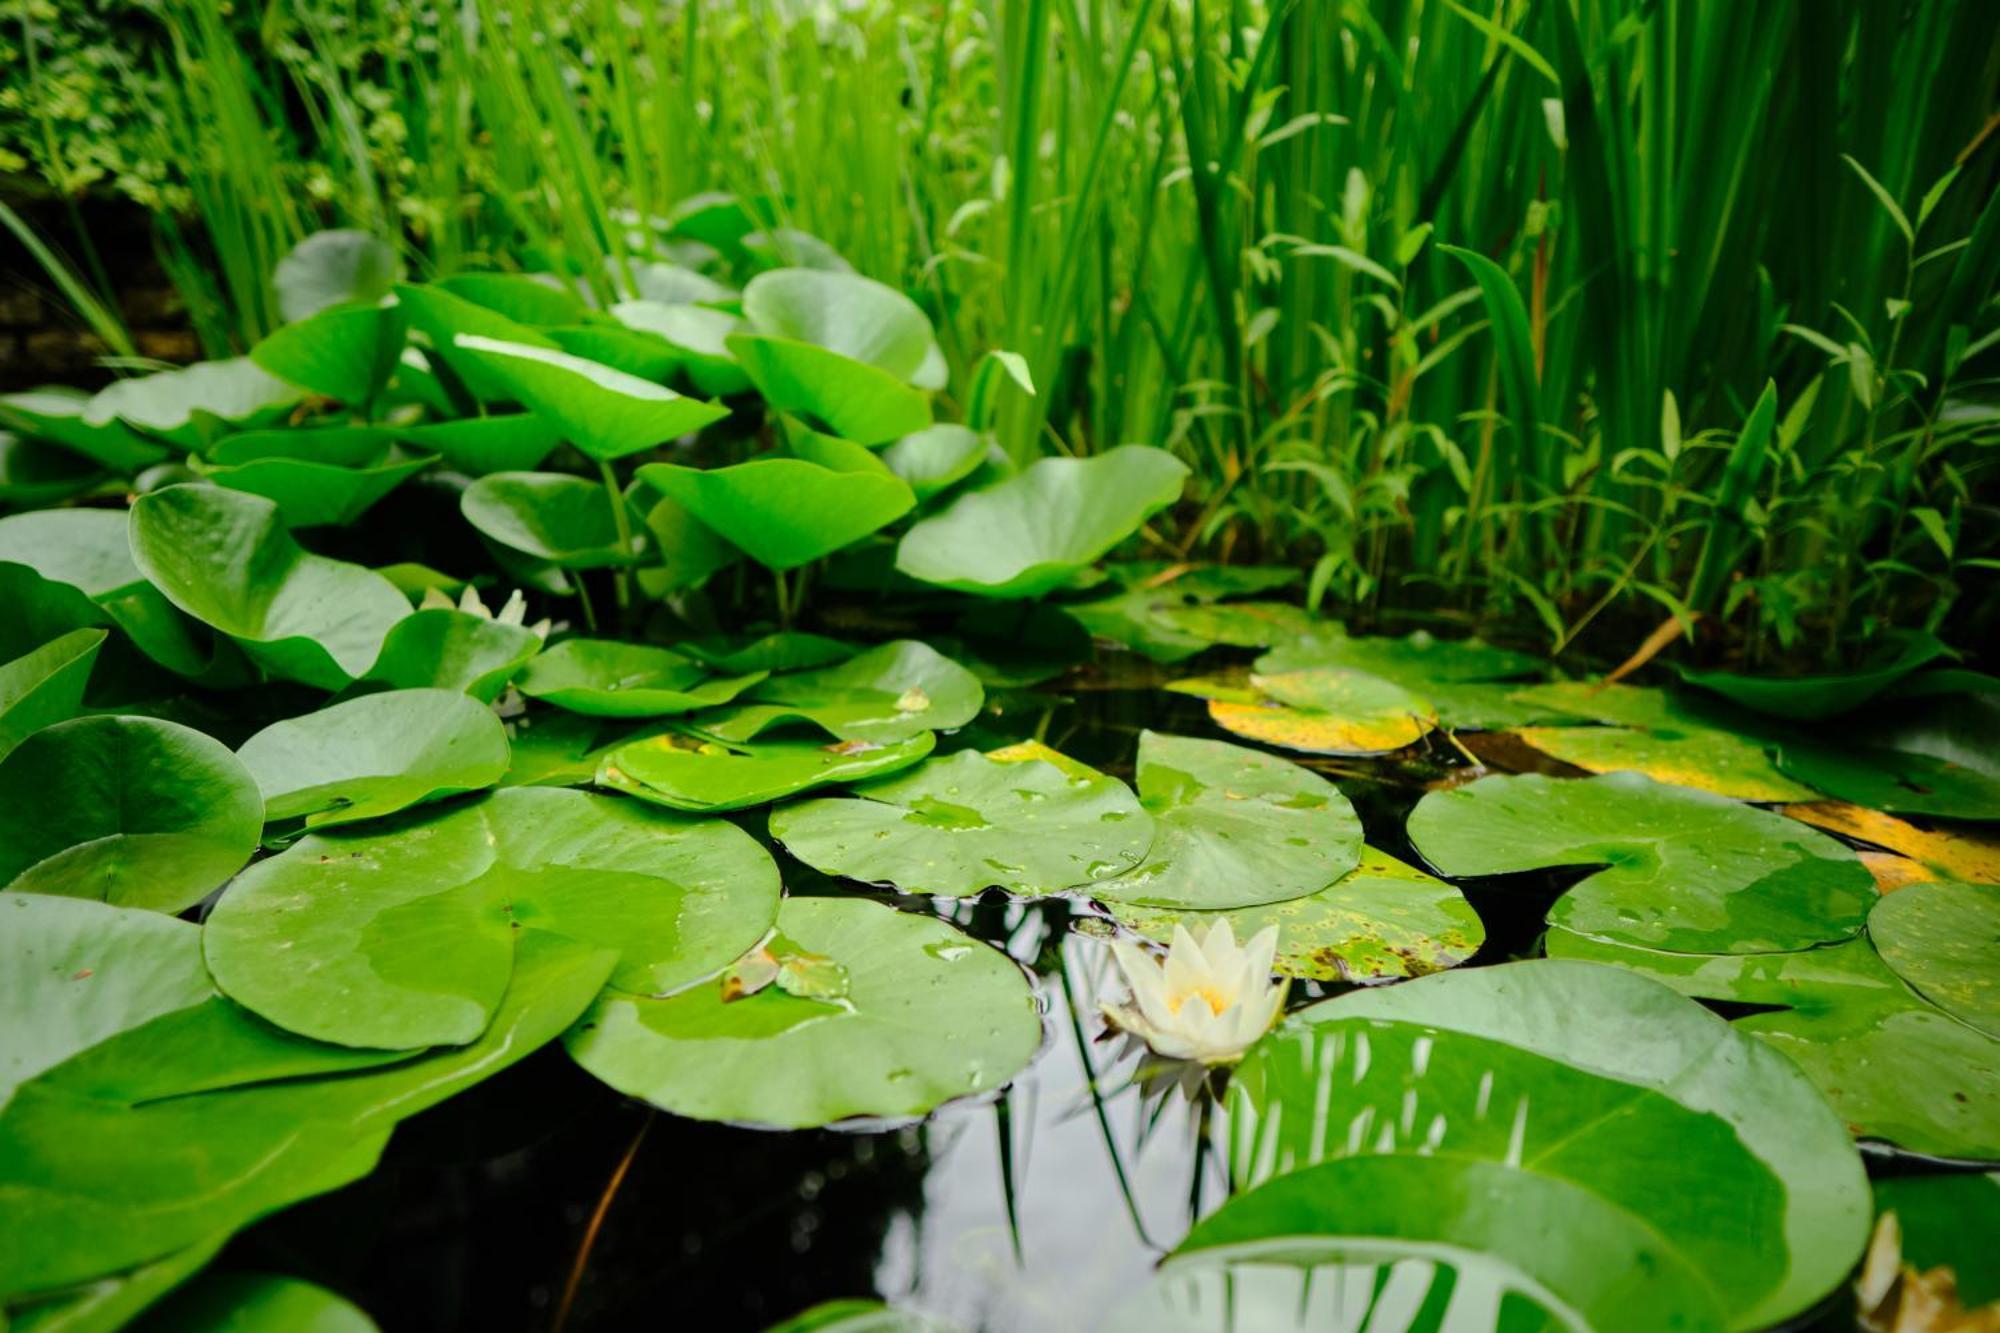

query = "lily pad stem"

[596,457,635,625]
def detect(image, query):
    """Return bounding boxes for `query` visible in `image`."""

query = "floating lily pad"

[693,640,981,745]
[460,472,635,567]
[1544,928,2000,1161]
[0,715,263,913]
[205,787,778,1049]
[1781,800,2000,885]
[1152,602,1318,649]
[1512,722,1820,802]
[1256,628,1542,681]
[1221,959,1870,1329]
[1069,564,1302,663]
[769,745,1150,898]
[1871,880,1999,1037]
[251,304,406,408]
[598,729,936,813]
[565,896,1041,1128]
[452,335,728,460]
[0,387,166,471]
[1172,669,1436,756]
[679,632,856,675]
[0,508,217,677]
[896,446,1188,598]
[130,485,410,688]
[388,413,563,475]
[358,608,541,703]
[879,425,989,501]
[1408,771,1876,954]
[742,269,942,385]
[516,639,766,716]
[274,229,400,323]
[636,459,914,570]
[1087,731,1361,909]
[0,628,104,761]
[194,426,436,528]
[1778,732,2000,821]
[1103,845,1483,982]
[1679,631,1951,721]
[86,359,301,450]
[235,689,511,829]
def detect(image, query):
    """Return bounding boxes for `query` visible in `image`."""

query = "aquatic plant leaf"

[1068,564,1301,663]
[1513,722,1820,801]
[611,301,752,396]
[236,689,510,829]
[251,304,405,407]
[1153,601,1318,649]
[394,283,560,403]
[598,729,935,813]
[1777,733,2000,821]
[274,229,400,323]
[679,632,856,675]
[358,607,540,703]
[728,336,932,445]
[130,485,410,688]
[451,335,728,460]
[1870,880,2000,1037]
[388,413,563,475]
[204,787,778,1049]
[1255,628,1542,681]
[1104,845,1482,982]
[692,639,981,744]
[769,746,1150,898]
[438,273,587,326]
[85,359,301,450]
[566,896,1040,1129]
[895,446,1189,598]
[1781,800,2000,885]
[0,508,216,676]
[460,471,635,568]
[2,1229,227,1332]
[1088,731,1362,909]
[765,1299,956,1333]
[516,639,766,716]
[1172,668,1436,755]
[143,1273,378,1333]
[1408,771,1876,954]
[742,268,941,383]
[548,323,682,380]
[0,431,104,505]
[1679,631,1952,721]
[1223,959,1870,1329]
[879,424,990,501]
[0,628,104,761]
[1543,929,2000,1161]
[0,716,262,913]
[636,458,915,571]
[194,427,436,528]
[1,387,168,470]
[1871,1174,2000,1306]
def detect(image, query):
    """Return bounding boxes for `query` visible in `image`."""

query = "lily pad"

[516,639,766,716]
[274,229,400,323]
[1679,631,1951,721]
[679,632,856,675]
[0,715,263,913]
[394,282,560,403]
[130,485,410,689]
[636,458,914,571]
[388,413,563,475]
[692,640,981,745]
[1777,732,2000,821]
[1871,880,1999,1037]
[0,508,215,677]
[1148,601,1318,649]
[1408,771,1876,954]
[451,335,728,460]
[895,446,1189,598]
[250,304,405,408]
[194,426,436,528]
[142,1272,378,1332]
[611,301,753,397]
[1068,564,1302,663]
[460,472,636,568]
[235,689,511,829]
[358,607,541,703]
[1781,800,2000,885]
[1256,628,1542,681]
[547,323,682,381]
[879,425,989,501]
[438,273,587,326]
[0,628,104,761]
[204,787,779,1049]
[85,359,301,450]
[565,896,1040,1128]
[727,336,931,445]
[1103,845,1483,983]
[1512,722,1820,802]
[741,269,942,385]
[1171,669,1436,755]
[0,430,104,505]
[769,745,1151,898]
[598,729,936,814]
[1,387,168,470]
[1087,731,1362,909]
[1222,959,1870,1329]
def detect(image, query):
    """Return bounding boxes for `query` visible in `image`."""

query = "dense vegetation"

[1,1,1997,1330]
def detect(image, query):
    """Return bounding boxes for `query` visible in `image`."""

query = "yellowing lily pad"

[1780,800,2000,885]
[1512,723,1820,802]
[1172,668,1436,756]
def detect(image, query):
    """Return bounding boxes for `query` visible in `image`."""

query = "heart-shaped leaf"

[612,301,753,397]
[358,608,541,703]
[274,230,400,323]
[86,359,302,449]
[896,446,1189,598]
[565,896,1040,1128]
[388,413,562,475]
[460,471,636,568]
[516,638,767,716]
[394,282,560,403]
[692,639,981,744]
[0,627,104,761]
[879,424,990,501]
[636,458,914,570]
[204,787,779,1048]
[251,304,406,407]
[598,729,935,813]
[727,335,931,445]
[236,688,511,829]
[0,715,263,913]
[1171,669,1437,755]
[452,334,728,460]
[130,485,410,688]
[194,426,436,528]
[741,268,942,383]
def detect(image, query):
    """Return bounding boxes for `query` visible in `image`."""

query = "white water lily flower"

[420,585,552,640]
[1102,920,1287,1065]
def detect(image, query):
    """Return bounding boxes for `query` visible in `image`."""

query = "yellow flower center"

[1170,983,1233,1015]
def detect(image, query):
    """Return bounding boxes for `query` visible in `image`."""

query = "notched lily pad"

[598,729,936,813]
[517,639,766,717]
[691,640,981,745]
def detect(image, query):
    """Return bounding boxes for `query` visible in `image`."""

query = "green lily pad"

[387,413,563,475]
[130,485,411,689]
[1544,929,2000,1161]
[0,387,166,471]
[600,729,936,813]
[460,472,636,568]
[194,427,436,528]
[250,304,405,408]
[1872,1174,2000,1305]
[1068,564,1300,663]
[630,484,741,591]
[1086,731,1362,909]
[611,301,753,397]
[623,261,734,306]
[1171,668,1437,755]
[0,431,104,505]
[547,323,682,381]
[0,628,104,761]
[692,640,981,745]
[452,334,728,461]
[636,459,915,570]
[394,282,560,403]
[679,632,856,675]
[1103,845,1483,982]
[516,639,767,716]
[1255,628,1542,681]
[1679,631,1952,721]
[742,269,942,384]
[358,607,541,703]
[727,336,931,445]
[0,716,263,913]
[274,229,400,323]
[1513,722,1821,802]
[85,360,302,450]
[1222,959,1870,1329]
[896,446,1189,598]
[880,424,989,501]
[143,1272,378,1333]
[1871,879,1999,1037]
[769,745,1150,898]
[204,787,778,1048]
[1777,733,2000,821]
[565,895,1040,1128]
[1147,601,1318,649]
[0,508,215,677]
[235,689,511,829]
[438,273,587,326]
[1408,771,1875,954]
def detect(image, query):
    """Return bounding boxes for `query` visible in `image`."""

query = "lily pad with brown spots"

[1782,801,2000,885]
[1871,880,2000,1038]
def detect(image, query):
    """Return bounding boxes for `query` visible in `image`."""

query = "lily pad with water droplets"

[769,745,1151,898]
[1871,879,2000,1038]
[565,895,1041,1129]
[691,640,982,745]
[516,639,767,717]
[1408,771,1876,955]
[598,729,936,814]
[1087,731,1362,910]
[203,787,779,1049]
[1219,959,1871,1330]
[1171,668,1436,756]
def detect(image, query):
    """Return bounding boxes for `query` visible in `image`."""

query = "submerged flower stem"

[554,1106,655,1333]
